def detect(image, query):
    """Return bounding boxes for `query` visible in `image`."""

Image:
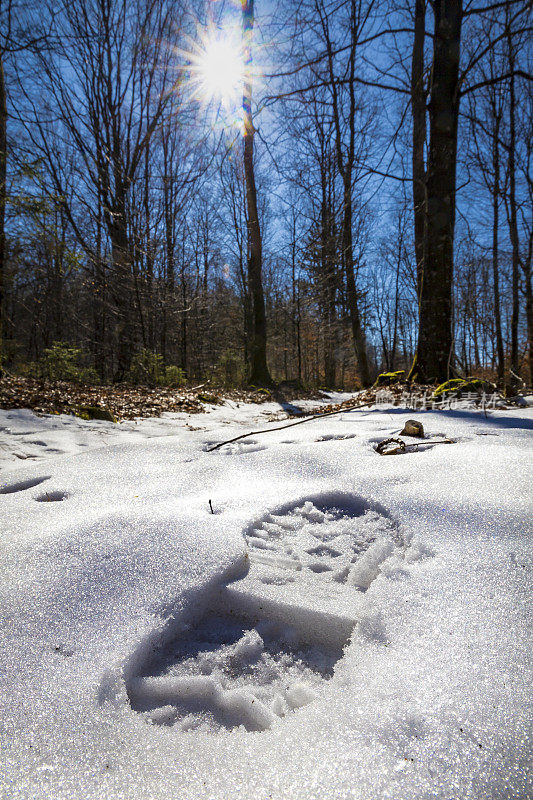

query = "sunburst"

[186,24,244,116]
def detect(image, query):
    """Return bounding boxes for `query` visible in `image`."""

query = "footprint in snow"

[314,433,357,443]
[0,475,51,494]
[203,438,268,455]
[34,490,70,502]
[114,494,430,736]
[124,607,344,734]
[246,495,403,590]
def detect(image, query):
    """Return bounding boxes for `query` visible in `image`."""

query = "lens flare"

[198,37,243,102]
[185,26,244,121]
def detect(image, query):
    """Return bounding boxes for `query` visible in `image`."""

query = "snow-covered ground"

[1,396,531,799]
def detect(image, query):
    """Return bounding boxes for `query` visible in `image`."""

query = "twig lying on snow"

[206,399,375,452]
[375,437,456,455]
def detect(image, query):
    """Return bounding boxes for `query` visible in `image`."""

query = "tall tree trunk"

[92,188,106,379]
[506,34,520,390]
[391,225,402,370]
[52,211,64,341]
[414,0,463,383]
[411,0,426,300]
[343,181,370,386]
[491,112,505,384]
[321,166,336,387]
[290,222,302,384]
[242,0,272,386]
[144,145,154,351]
[521,205,533,384]
[107,194,133,381]
[324,284,337,387]
[525,260,533,385]
[320,0,371,387]
[161,186,172,364]
[0,48,6,375]
[161,126,175,365]
[180,252,188,374]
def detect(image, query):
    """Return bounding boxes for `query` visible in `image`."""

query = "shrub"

[41,342,82,381]
[127,351,187,388]
[162,365,186,388]
[78,366,100,384]
[214,350,246,386]
[32,342,97,384]
[127,349,163,386]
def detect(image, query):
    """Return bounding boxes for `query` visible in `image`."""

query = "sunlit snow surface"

[0,396,531,799]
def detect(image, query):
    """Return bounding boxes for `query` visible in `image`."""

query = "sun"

[195,34,243,107]
[200,38,243,99]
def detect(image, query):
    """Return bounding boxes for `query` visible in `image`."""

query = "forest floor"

[0,388,531,799]
[0,371,519,423]
[0,373,367,419]
[0,373,275,418]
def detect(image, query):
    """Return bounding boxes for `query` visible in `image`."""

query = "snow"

[0,396,531,799]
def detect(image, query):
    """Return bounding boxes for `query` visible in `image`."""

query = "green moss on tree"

[432,377,492,399]
[374,370,405,387]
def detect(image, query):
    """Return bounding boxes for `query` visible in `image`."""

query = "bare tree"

[16,0,190,379]
[0,39,6,374]
[314,0,373,386]
[412,0,463,383]
[520,81,533,384]
[242,0,272,385]
[467,59,506,383]
[411,0,427,301]
[0,0,45,373]
[505,9,521,389]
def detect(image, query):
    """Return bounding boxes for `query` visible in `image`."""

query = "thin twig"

[375,437,456,455]
[206,399,375,452]
[406,439,455,448]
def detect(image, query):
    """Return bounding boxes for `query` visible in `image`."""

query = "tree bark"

[106,192,134,381]
[414,0,463,383]
[320,163,337,387]
[289,215,302,384]
[506,31,520,390]
[93,196,106,381]
[342,181,370,386]
[316,0,371,386]
[491,109,505,384]
[525,257,533,385]
[0,48,6,375]
[242,0,272,386]
[411,0,426,300]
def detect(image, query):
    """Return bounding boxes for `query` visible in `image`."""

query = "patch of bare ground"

[0,375,323,421]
